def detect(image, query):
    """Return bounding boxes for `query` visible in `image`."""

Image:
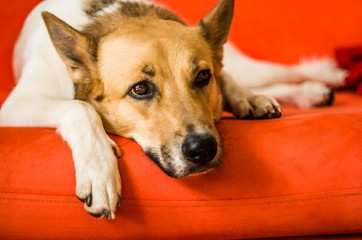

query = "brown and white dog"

[0,0,343,219]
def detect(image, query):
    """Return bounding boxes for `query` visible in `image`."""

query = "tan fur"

[95,18,222,136]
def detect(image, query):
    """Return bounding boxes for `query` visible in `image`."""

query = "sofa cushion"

[1,91,361,239]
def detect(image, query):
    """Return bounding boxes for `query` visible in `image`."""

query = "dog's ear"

[197,0,234,64]
[41,11,98,87]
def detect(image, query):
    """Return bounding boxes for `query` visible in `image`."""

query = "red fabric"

[335,46,362,69]
[1,93,362,239]
[335,46,362,95]
[173,0,362,64]
[1,0,362,239]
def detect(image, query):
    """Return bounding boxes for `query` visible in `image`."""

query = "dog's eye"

[194,70,211,88]
[132,83,149,95]
[129,80,155,100]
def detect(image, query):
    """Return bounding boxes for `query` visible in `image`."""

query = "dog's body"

[0,0,344,219]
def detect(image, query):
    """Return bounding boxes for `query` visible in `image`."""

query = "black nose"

[181,134,218,165]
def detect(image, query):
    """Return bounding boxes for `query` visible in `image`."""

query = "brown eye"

[131,83,149,96]
[195,69,211,88]
[129,80,156,100]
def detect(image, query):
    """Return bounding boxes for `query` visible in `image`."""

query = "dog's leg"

[219,71,282,119]
[223,43,306,88]
[223,43,346,107]
[0,89,121,219]
[291,58,346,88]
[223,43,346,88]
[250,82,335,108]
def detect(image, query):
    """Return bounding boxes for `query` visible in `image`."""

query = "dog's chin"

[146,151,221,178]
[173,159,222,178]
[172,165,219,178]
[144,144,222,178]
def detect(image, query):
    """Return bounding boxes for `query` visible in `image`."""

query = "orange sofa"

[0,0,361,239]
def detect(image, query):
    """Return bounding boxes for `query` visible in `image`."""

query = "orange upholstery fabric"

[0,0,361,239]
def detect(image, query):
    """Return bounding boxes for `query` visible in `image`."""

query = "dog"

[0,0,343,220]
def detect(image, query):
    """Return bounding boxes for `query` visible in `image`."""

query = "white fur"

[94,0,153,17]
[95,2,122,17]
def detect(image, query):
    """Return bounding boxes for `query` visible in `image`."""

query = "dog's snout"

[181,134,217,165]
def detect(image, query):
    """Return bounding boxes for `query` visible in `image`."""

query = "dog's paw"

[293,82,334,108]
[294,58,347,88]
[232,95,282,119]
[75,138,122,220]
[109,137,122,158]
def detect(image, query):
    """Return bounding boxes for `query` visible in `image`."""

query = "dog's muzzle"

[144,132,221,178]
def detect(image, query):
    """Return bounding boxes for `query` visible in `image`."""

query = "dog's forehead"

[97,20,212,90]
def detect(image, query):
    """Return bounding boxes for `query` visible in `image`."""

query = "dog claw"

[103,209,111,219]
[240,109,254,119]
[77,196,85,203]
[88,210,110,219]
[117,194,121,207]
[88,211,102,218]
[85,194,92,207]
[76,193,92,207]
[324,90,334,106]
[274,109,282,118]
[266,106,275,114]
[88,209,112,219]
[112,146,120,158]
[248,110,255,118]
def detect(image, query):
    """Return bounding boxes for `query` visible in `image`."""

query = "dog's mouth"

[144,133,222,178]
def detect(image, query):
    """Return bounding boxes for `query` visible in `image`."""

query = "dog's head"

[42,0,234,178]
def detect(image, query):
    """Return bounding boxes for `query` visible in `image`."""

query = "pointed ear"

[197,0,234,62]
[41,11,98,86]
